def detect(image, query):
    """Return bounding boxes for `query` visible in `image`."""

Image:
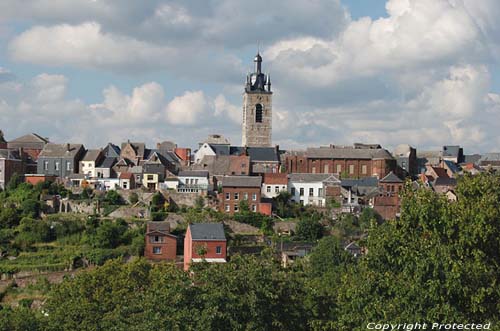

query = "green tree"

[296,216,324,241]
[129,192,139,204]
[105,190,124,205]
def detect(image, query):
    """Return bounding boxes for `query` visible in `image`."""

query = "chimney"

[66,143,70,152]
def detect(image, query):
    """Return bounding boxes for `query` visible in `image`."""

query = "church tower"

[242,53,272,147]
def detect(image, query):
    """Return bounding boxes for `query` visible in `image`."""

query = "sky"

[1,0,500,154]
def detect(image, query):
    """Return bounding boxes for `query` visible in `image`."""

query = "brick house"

[284,145,396,179]
[262,173,288,199]
[144,222,177,261]
[0,149,24,189]
[184,223,227,271]
[373,172,404,220]
[220,175,262,214]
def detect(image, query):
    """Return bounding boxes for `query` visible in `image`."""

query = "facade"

[95,157,117,179]
[288,173,341,207]
[262,173,288,199]
[0,149,24,189]
[120,141,146,165]
[80,149,104,178]
[184,223,227,271]
[177,170,210,193]
[242,53,272,147]
[220,175,262,214]
[144,222,177,261]
[7,133,49,161]
[143,173,159,190]
[119,172,135,190]
[37,143,85,178]
[285,145,396,179]
[373,172,404,220]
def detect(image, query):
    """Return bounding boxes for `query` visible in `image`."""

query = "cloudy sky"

[1,0,500,153]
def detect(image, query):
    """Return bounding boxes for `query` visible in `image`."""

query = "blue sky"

[1,0,500,153]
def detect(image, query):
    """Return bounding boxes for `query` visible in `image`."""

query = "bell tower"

[242,52,272,147]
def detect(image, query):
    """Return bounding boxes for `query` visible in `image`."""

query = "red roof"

[431,167,449,178]
[119,172,134,180]
[263,173,288,185]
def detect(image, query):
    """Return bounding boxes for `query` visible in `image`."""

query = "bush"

[105,190,124,205]
[129,192,139,204]
[296,217,324,241]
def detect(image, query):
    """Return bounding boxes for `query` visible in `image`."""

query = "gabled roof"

[82,149,102,162]
[144,151,170,166]
[433,177,457,187]
[189,223,226,241]
[146,221,170,235]
[115,158,133,167]
[431,167,449,178]
[102,143,120,157]
[119,172,134,180]
[120,142,146,158]
[222,175,262,187]
[178,170,209,178]
[288,173,341,184]
[39,143,83,158]
[443,160,460,174]
[9,133,49,144]
[380,171,403,183]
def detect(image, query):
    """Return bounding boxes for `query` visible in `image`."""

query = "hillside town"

[0,54,496,269]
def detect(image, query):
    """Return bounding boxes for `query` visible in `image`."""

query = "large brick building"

[184,223,227,271]
[284,145,396,179]
[219,175,262,214]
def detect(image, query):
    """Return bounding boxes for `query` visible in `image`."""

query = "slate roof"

[191,155,232,175]
[178,170,209,177]
[288,173,341,183]
[306,147,393,160]
[463,154,482,165]
[102,143,120,157]
[120,142,146,158]
[442,145,461,158]
[97,157,117,168]
[146,221,170,234]
[189,223,226,241]
[433,177,457,187]
[443,160,460,174]
[341,177,379,188]
[210,144,231,155]
[39,143,83,158]
[82,149,102,162]
[246,147,279,162]
[221,175,262,187]
[379,171,403,183]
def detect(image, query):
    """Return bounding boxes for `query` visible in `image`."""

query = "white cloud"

[165,90,208,125]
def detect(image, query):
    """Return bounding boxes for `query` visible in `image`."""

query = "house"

[119,172,135,190]
[416,150,441,174]
[102,143,121,158]
[278,242,315,268]
[120,141,147,165]
[95,157,117,179]
[37,143,86,178]
[442,145,463,164]
[144,222,177,261]
[288,173,341,207]
[142,151,174,188]
[373,171,404,220]
[246,146,280,174]
[392,144,417,178]
[184,223,227,271]
[177,170,210,194]
[340,176,379,211]
[220,175,262,214]
[143,173,159,190]
[424,165,450,181]
[432,177,457,194]
[194,134,231,164]
[441,160,460,178]
[80,149,104,178]
[7,132,49,161]
[0,149,24,189]
[228,154,251,175]
[262,173,288,198]
[285,144,396,179]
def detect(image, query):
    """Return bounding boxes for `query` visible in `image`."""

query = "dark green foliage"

[104,190,124,205]
[0,205,19,229]
[296,215,324,241]
[20,199,41,218]
[88,219,128,249]
[150,211,167,222]
[5,173,23,191]
[129,192,139,204]
[150,192,165,212]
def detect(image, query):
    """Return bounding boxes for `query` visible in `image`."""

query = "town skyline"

[1,0,500,153]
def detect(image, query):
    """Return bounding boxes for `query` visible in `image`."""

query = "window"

[318,188,323,196]
[147,175,154,180]
[275,186,279,193]
[241,163,246,168]
[225,204,230,212]
[324,164,329,173]
[266,186,271,193]
[151,236,163,243]
[299,188,304,196]
[66,161,71,171]
[349,164,355,174]
[88,163,92,167]
[252,204,257,212]
[255,104,263,123]
[311,167,316,174]
[123,182,128,189]
[309,188,314,196]
[234,192,239,200]
[153,247,162,254]
[362,165,367,175]
[55,162,59,171]
[291,187,296,195]
[336,164,342,173]
[252,193,257,201]
[216,246,222,254]
[44,161,49,171]
[243,192,248,200]
[234,204,239,212]
[225,192,230,200]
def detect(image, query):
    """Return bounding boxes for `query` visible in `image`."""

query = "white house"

[261,173,288,199]
[177,170,210,193]
[288,173,341,207]
[80,149,104,178]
